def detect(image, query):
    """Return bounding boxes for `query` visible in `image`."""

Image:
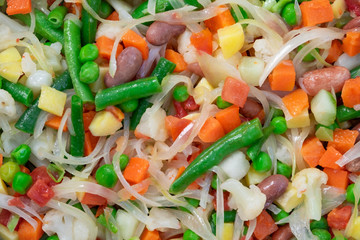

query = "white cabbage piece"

[136,107,169,141]
[115,210,139,240]
[253,38,278,63]
[21,52,37,77]
[0,90,16,117]
[43,44,64,74]
[177,30,197,64]
[147,207,181,231]
[29,127,56,160]
[1,126,30,153]
[219,151,250,181]
[275,144,292,166]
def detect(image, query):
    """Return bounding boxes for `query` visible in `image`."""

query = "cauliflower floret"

[29,128,56,160]
[177,30,197,64]
[275,144,292,166]
[292,168,328,220]
[219,151,250,181]
[21,52,37,77]
[0,90,16,117]
[26,70,53,96]
[253,39,278,63]
[136,107,169,141]
[221,179,266,221]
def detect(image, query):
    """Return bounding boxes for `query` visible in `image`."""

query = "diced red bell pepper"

[27,179,55,207]
[174,100,187,118]
[182,96,200,111]
[327,206,352,230]
[0,209,11,226]
[221,77,250,108]
[30,166,57,187]
[253,210,278,240]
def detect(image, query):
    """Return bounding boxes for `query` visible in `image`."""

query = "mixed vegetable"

[1,0,360,239]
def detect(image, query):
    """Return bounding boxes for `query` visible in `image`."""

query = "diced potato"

[38,86,67,116]
[116,210,139,240]
[193,78,214,104]
[222,223,234,240]
[0,177,8,194]
[286,109,310,128]
[89,111,122,136]
[245,166,271,185]
[275,183,304,212]
[0,224,18,240]
[0,47,22,83]
[182,112,200,121]
[347,216,360,239]
[218,23,245,59]
[90,66,108,93]
[332,0,346,19]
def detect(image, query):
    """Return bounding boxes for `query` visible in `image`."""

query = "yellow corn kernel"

[218,23,244,59]
[89,111,123,136]
[286,109,310,128]
[0,47,22,83]
[245,166,271,186]
[38,86,67,116]
[193,78,214,104]
[275,183,304,212]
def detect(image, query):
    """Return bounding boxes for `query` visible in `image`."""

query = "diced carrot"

[204,6,235,32]
[105,106,125,122]
[221,77,250,108]
[63,3,82,16]
[165,115,192,141]
[253,210,278,240]
[327,206,352,230]
[134,129,151,139]
[122,30,149,59]
[140,228,161,240]
[84,131,99,156]
[96,36,123,60]
[18,217,43,240]
[318,146,343,170]
[300,0,334,26]
[215,105,242,133]
[282,89,309,117]
[342,32,360,57]
[45,115,68,132]
[325,40,343,63]
[95,205,106,218]
[301,137,326,168]
[0,154,3,167]
[106,11,119,21]
[190,28,213,55]
[341,77,360,108]
[6,0,32,15]
[78,192,107,206]
[328,128,359,154]
[323,167,349,190]
[198,117,225,143]
[175,166,186,180]
[83,111,96,132]
[130,179,150,200]
[268,60,295,92]
[123,157,150,184]
[20,165,30,174]
[165,49,187,72]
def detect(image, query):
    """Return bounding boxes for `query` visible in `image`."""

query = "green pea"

[281,3,297,26]
[216,96,232,109]
[297,44,320,62]
[0,161,20,183]
[80,61,100,84]
[12,171,33,194]
[119,154,130,171]
[47,236,60,240]
[346,183,357,204]
[253,152,272,172]
[277,161,292,178]
[272,209,289,225]
[79,44,99,63]
[211,174,218,190]
[310,217,329,230]
[332,236,348,240]
[312,229,331,240]
[95,164,118,188]
[173,85,189,102]
[119,99,139,113]
[183,229,200,240]
[11,144,31,165]
[271,116,287,134]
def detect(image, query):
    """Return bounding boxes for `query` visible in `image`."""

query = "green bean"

[129,99,153,130]
[70,95,85,157]
[95,76,161,111]
[350,65,360,78]
[15,71,73,134]
[230,5,249,22]
[47,6,68,28]
[169,119,263,194]
[82,0,101,45]
[99,1,114,18]
[247,125,274,160]
[14,9,64,45]
[1,77,33,107]
[131,0,173,19]
[150,57,176,83]
[183,229,200,240]
[310,217,329,230]
[64,19,95,103]
[337,105,360,122]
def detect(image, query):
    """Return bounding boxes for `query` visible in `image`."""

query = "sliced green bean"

[47,6,68,28]
[1,78,33,107]
[129,99,153,130]
[70,95,85,157]
[82,0,101,45]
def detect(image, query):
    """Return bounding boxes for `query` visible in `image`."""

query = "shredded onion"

[215,175,224,240]
[321,185,345,216]
[233,214,243,240]
[345,176,360,236]
[34,111,49,139]
[336,141,360,167]
[246,219,256,240]
[148,0,157,15]
[289,204,316,240]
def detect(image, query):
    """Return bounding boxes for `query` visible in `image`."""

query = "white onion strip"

[336,141,360,167]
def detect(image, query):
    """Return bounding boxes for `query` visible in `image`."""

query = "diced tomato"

[0,209,11,226]
[221,77,250,108]
[327,206,352,230]
[165,116,192,141]
[240,236,254,240]
[30,166,57,187]
[190,28,213,55]
[27,179,55,207]
[8,197,25,208]
[78,192,107,206]
[253,210,278,240]
[182,96,200,111]
[173,100,187,118]
[83,111,96,131]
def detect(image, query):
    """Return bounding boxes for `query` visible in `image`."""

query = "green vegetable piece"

[183,229,200,240]
[312,229,331,240]
[271,116,287,134]
[131,0,173,19]
[80,61,100,84]
[95,164,118,188]
[298,44,320,62]
[316,122,340,131]
[95,76,161,111]
[150,57,176,83]
[47,236,60,240]
[230,5,249,23]
[272,108,284,117]
[271,0,292,13]
[184,0,203,8]
[247,126,274,160]
[276,161,292,178]
[173,85,189,102]
[169,119,263,194]
[72,202,84,211]
[11,144,31,165]
[82,0,101,45]
[350,65,360,78]
[7,214,20,232]
[119,154,130,171]
[119,99,139,113]
[79,44,99,63]
[99,1,114,18]
[315,127,334,141]
[216,96,233,109]
[0,161,20,184]
[272,209,289,225]
[337,105,360,122]
[70,95,85,157]
[281,3,297,26]
[253,151,272,172]
[130,99,153,130]
[332,236,348,240]
[1,77,33,107]
[335,13,352,28]
[12,172,33,194]
[310,217,329,230]
[47,164,65,183]
[48,6,68,28]
[346,183,358,204]
[185,197,200,208]
[311,89,337,126]
[211,174,218,189]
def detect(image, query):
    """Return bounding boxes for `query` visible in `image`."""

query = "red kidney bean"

[272,224,293,240]
[104,47,143,88]
[239,99,263,119]
[257,174,289,208]
[146,21,186,46]
[299,66,350,96]
[187,62,204,77]
[344,16,360,29]
[345,0,360,16]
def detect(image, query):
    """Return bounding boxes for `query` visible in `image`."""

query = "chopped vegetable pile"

[1,0,360,239]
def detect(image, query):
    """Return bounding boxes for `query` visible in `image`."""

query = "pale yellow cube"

[347,216,360,239]
[0,224,18,240]
[245,166,271,185]
[332,0,346,19]
[275,183,304,212]
[218,23,244,59]
[0,47,22,83]
[89,111,123,136]
[286,109,310,128]
[38,86,67,116]
[193,78,214,104]
[222,223,234,240]
[0,177,8,194]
